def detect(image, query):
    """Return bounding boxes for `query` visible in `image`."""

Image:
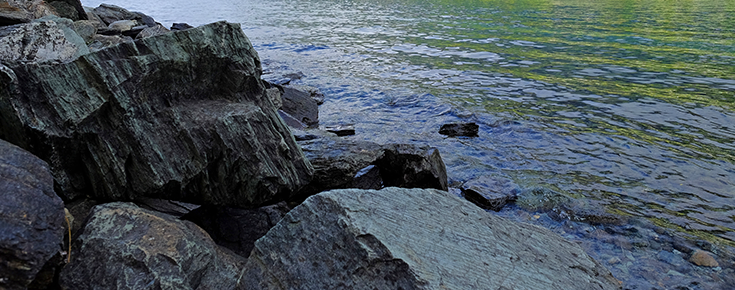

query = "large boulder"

[0,21,313,207]
[0,0,85,25]
[59,202,247,290]
[0,139,65,290]
[242,187,621,290]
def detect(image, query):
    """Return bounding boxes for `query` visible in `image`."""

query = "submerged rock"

[460,175,519,211]
[0,139,65,290]
[59,202,247,290]
[439,122,479,137]
[242,187,621,290]
[0,21,313,207]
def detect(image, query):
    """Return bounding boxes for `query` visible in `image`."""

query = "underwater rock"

[439,122,479,137]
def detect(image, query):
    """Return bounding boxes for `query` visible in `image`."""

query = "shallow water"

[84,0,735,288]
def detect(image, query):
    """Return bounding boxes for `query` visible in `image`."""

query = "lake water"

[83,0,735,288]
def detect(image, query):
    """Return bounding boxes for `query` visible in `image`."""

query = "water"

[83,0,735,288]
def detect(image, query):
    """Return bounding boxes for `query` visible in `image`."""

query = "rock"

[0,139,65,290]
[171,22,194,30]
[182,202,291,258]
[0,21,313,207]
[516,187,571,212]
[325,124,355,136]
[63,197,99,236]
[296,135,385,197]
[460,175,519,211]
[439,122,479,137]
[375,143,448,190]
[133,11,156,27]
[70,19,96,43]
[59,202,247,290]
[135,24,169,39]
[296,135,448,199]
[0,0,56,25]
[82,6,106,28]
[46,0,86,21]
[264,86,282,108]
[0,17,89,64]
[87,33,132,51]
[286,84,325,105]
[92,4,137,25]
[277,109,307,129]
[242,188,621,290]
[107,19,135,31]
[689,250,719,267]
[350,164,383,189]
[134,198,200,218]
[279,85,319,128]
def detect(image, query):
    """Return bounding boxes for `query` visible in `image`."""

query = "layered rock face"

[0,139,65,290]
[59,202,247,290]
[243,187,621,290]
[0,21,313,206]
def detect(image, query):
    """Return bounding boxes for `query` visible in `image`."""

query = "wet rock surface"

[1,21,313,207]
[59,202,246,290]
[242,187,621,290]
[460,175,519,211]
[0,139,65,290]
[439,122,479,137]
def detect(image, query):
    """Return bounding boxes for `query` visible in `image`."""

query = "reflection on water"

[84,0,735,287]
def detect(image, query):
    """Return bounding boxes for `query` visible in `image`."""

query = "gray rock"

[0,0,56,25]
[134,198,200,218]
[87,33,132,51]
[285,84,325,105]
[0,21,313,207]
[91,4,137,25]
[376,143,448,191]
[46,0,86,21]
[82,6,106,28]
[280,85,319,128]
[70,19,96,43]
[350,164,383,189]
[295,135,448,199]
[324,124,355,136]
[0,18,88,64]
[59,202,247,290]
[182,202,291,258]
[171,22,194,31]
[439,122,479,137]
[107,19,136,31]
[460,175,519,211]
[0,139,65,290]
[135,24,169,39]
[277,110,307,129]
[242,188,621,290]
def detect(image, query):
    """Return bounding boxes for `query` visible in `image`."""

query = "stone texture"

[107,19,135,31]
[689,250,719,267]
[0,17,89,64]
[182,202,291,258]
[0,139,65,290]
[0,21,313,207]
[242,187,621,290]
[46,0,86,21]
[439,122,479,137]
[59,202,247,290]
[171,23,194,31]
[376,143,448,191]
[70,19,96,43]
[295,135,447,199]
[91,4,137,25]
[460,175,519,211]
[279,85,319,128]
[0,0,55,25]
[87,33,132,51]
[136,24,169,39]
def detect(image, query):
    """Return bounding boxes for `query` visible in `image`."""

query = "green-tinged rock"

[59,202,246,290]
[0,21,313,207]
[0,139,65,290]
[243,187,621,290]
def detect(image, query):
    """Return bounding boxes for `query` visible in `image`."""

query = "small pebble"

[607,257,621,265]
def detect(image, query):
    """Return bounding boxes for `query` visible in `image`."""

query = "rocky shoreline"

[0,1,629,289]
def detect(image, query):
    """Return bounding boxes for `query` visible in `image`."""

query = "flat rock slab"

[243,187,621,290]
[59,202,247,290]
[0,139,64,290]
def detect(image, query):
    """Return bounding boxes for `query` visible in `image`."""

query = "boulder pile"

[0,1,621,289]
